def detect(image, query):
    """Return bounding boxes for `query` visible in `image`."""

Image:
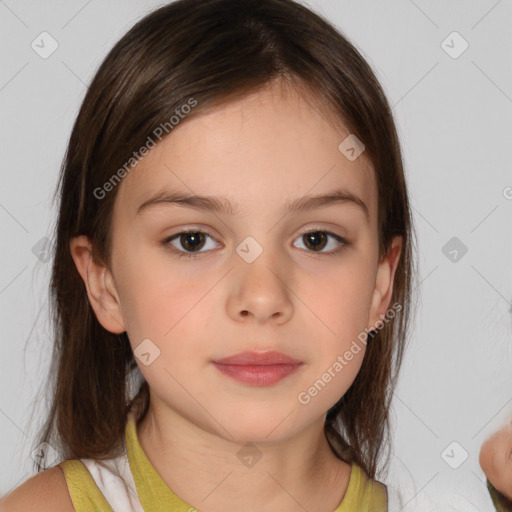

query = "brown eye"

[178,232,206,252]
[293,230,348,256]
[303,231,328,251]
[163,228,348,260]
[164,229,219,258]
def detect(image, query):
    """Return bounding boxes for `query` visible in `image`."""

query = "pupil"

[182,232,203,251]
[305,232,326,251]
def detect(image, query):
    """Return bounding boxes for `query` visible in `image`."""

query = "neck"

[135,394,352,512]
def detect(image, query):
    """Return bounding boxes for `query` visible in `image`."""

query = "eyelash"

[161,228,349,259]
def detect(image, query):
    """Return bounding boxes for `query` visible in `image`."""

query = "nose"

[226,251,294,326]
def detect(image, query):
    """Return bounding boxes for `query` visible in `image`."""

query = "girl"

[1,0,417,510]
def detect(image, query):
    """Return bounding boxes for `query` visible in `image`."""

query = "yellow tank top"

[58,410,388,511]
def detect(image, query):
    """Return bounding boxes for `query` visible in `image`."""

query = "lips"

[211,350,303,386]
[212,350,302,366]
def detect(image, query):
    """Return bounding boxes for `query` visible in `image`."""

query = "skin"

[480,423,512,500]
[69,79,402,512]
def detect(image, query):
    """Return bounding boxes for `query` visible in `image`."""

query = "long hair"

[31,0,418,480]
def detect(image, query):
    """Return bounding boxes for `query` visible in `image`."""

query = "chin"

[217,409,305,444]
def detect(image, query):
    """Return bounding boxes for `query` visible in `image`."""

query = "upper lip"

[212,350,302,366]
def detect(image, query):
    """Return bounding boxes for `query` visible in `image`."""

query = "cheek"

[478,429,512,498]
[118,266,212,401]
[115,250,205,351]
[290,259,374,403]
[298,258,375,344]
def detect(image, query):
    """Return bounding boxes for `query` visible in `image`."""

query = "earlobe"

[367,236,402,330]
[69,235,126,334]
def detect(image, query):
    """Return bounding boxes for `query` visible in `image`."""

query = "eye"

[292,229,348,256]
[162,228,349,259]
[162,229,219,259]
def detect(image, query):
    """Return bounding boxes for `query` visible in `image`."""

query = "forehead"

[113,82,377,224]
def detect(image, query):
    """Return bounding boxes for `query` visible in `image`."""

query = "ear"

[69,235,126,334]
[367,235,403,330]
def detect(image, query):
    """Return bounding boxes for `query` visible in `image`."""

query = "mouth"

[211,350,303,387]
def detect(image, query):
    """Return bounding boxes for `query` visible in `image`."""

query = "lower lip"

[212,362,303,386]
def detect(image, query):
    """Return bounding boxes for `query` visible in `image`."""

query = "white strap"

[386,483,405,511]
[81,449,145,512]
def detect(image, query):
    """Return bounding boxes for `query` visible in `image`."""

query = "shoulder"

[351,463,387,510]
[0,466,74,512]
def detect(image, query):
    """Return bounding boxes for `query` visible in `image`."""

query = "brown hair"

[31,0,418,481]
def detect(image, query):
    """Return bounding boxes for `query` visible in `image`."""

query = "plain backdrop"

[1,0,511,510]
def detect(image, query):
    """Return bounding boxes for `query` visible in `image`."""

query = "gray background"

[1,0,511,509]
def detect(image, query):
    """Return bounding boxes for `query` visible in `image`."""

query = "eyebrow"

[136,188,369,220]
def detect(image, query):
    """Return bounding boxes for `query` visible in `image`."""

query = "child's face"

[97,81,400,443]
